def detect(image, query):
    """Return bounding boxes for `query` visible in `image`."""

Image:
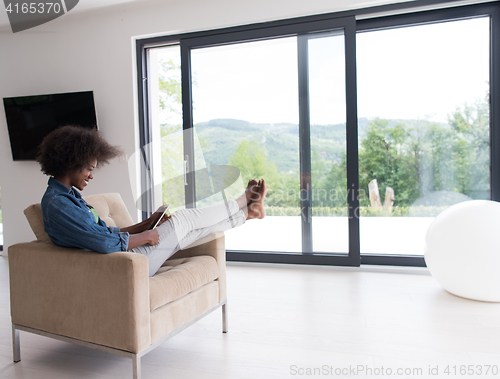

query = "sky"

[155,16,490,126]
[356,17,490,124]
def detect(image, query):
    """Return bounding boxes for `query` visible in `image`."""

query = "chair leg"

[222,303,228,333]
[132,354,141,379]
[12,325,20,363]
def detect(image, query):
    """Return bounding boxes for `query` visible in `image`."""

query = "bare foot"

[236,179,259,209]
[247,179,267,219]
[245,179,259,204]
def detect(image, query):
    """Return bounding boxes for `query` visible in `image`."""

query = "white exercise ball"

[424,200,500,302]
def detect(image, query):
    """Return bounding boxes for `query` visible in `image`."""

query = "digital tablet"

[149,204,171,230]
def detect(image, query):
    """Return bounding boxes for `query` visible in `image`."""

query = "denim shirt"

[41,177,129,254]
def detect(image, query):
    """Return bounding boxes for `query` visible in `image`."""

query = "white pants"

[131,199,246,277]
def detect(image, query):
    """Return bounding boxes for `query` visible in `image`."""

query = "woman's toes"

[245,179,259,203]
[260,178,268,197]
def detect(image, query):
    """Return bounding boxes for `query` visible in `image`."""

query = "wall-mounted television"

[3,91,98,161]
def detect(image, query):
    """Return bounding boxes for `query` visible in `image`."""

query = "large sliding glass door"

[356,17,491,258]
[178,17,360,264]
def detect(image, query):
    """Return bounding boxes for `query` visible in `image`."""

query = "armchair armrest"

[8,242,151,353]
[169,232,227,301]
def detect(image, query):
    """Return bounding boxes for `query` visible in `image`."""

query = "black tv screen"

[3,91,98,161]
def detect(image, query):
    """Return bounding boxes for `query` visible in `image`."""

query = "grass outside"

[266,205,449,217]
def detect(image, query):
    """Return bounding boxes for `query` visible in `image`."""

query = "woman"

[37,126,267,276]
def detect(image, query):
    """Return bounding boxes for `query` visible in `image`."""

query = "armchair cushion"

[24,204,52,244]
[83,193,134,228]
[149,256,219,311]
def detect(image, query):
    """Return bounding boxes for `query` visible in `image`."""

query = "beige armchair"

[8,193,227,379]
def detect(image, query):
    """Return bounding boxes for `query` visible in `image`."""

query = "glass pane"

[191,37,301,252]
[148,45,186,212]
[308,32,349,254]
[356,17,490,256]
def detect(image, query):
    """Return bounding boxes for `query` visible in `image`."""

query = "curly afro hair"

[36,126,123,177]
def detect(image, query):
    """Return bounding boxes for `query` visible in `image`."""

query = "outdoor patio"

[225,216,434,256]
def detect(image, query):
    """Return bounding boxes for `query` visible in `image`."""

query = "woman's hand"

[121,213,165,235]
[127,229,160,250]
[156,211,172,227]
[145,229,160,245]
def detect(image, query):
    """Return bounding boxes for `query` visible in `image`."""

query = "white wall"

[0,0,408,252]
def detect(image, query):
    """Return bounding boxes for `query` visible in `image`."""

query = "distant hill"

[192,117,426,173]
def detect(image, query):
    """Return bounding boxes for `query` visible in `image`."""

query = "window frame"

[136,0,500,268]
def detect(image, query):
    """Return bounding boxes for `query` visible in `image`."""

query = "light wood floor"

[1,256,500,379]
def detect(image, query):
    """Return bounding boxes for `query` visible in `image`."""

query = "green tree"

[228,139,280,205]
[357,95,490,209]
[159,59,181,117]
[157,59,211,208]
[358,118,420,206]
[423,122,454,193]
[315,153,347,208]
[157,58,184,208]
[276,170,300,207]
[447,97,489,198]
